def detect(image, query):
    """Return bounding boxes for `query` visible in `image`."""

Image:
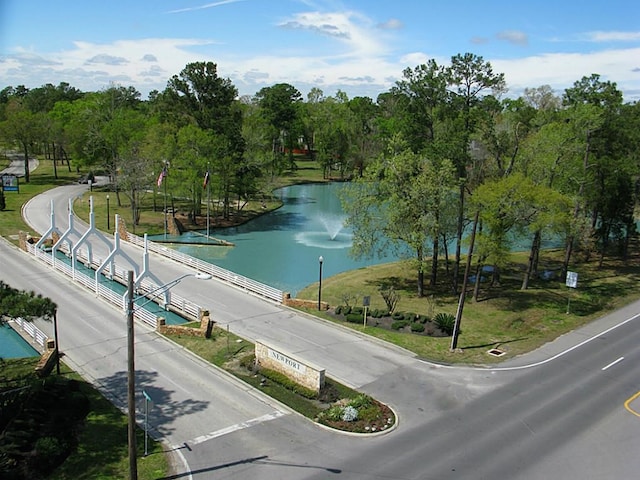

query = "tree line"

[1,53,639,297]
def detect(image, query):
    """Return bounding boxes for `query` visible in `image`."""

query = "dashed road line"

[602,356,624,371]
[175,410,287,449]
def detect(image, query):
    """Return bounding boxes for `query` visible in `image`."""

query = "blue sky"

[1,0,639,101]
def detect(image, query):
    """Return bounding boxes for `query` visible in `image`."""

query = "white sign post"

[142,390,154,456]
[566,271,578,314]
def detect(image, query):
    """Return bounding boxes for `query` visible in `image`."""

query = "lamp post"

[106,194,110,232]
[318,256,324,311]
[126,270,211,480]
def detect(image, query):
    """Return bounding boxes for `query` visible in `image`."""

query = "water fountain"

[319,214,346,241]
[294,213,352,249]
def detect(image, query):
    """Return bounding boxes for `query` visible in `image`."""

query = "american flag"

[157,166,167,187]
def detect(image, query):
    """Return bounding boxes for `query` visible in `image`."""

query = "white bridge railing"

[26,243,203,328]
[11,317,48,350]
[126,233,284,303]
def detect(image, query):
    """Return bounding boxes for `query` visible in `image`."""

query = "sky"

[1,0,639,102]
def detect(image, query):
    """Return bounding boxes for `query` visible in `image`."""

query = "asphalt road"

[5,181,640,479]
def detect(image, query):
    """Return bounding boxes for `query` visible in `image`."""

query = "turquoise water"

[154,183,563,296]
[0,324,39,359]
[162,183,402,296]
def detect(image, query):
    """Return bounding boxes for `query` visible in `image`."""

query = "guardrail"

[11,317,48,349]
[126,232,284,303]
[26,243,204,328]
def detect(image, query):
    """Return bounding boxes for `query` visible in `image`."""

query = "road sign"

[566,271,578,288]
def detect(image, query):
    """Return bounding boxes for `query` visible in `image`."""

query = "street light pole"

[126,270,137,480]
[106,194,110,232]
[318,256,324,310]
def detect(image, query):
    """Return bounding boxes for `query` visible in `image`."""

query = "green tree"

[162,62,245,220]
[255,83,303,174]
[0,99,44,183]
[343,139,458,296]
[446,53,506,293]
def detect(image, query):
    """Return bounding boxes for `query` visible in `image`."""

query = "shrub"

[352,306,363,315]
[259,367,317,398]
[342,305,352,315]
[410,322,425,333]
[345,313,362,323]
[322,405,344,422]
[334,305,343,315]
[348,394,373,409]
[370,309,388,318]
[434,312,456,335]
[341,406,359,422]
[391,320,408,330]
[392,311,406,321]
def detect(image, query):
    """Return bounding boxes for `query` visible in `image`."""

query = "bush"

[341,405,359,422]
[391,320,409,330]
[259,367,317,398]
[392,311,406,321]
[352,306,363,315]
[410,322,425,333]
[348,394,373,409]
[345,313,363,323]
[370,309,388,318]
[434,312,456,335]
[334,305,343,315]
[342,305,352,315]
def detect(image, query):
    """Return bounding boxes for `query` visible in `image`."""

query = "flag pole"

[206,164,210,239]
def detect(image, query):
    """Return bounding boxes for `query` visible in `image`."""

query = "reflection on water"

[155,183,399,296]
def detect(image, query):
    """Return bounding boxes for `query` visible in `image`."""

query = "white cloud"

[277,11,388,57]
[496,30,528,46]
[166,0,245,15]
[492,47,640,99]
[584,31,640,42]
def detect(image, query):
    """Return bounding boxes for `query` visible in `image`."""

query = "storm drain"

[487,348,505,357]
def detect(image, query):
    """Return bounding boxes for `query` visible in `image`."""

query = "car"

[78,173,96,184]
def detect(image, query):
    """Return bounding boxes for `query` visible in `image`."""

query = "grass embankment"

[297,249,640,364]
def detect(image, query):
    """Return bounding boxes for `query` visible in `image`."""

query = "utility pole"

[127,270,138,480]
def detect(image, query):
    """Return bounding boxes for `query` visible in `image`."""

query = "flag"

[203,170,210,189]
[157,166,167,187]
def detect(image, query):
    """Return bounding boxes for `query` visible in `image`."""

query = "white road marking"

[602,356,624,371]
[175,410,287,448]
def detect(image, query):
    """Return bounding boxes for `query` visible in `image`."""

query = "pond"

[160,183,401,296]
[156,182,563,297]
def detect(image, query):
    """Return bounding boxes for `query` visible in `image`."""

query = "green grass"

[0,359,167,480]
[297,249,640,364]
[0,158,81,241]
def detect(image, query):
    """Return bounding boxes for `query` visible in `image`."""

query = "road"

[5,181,640,479]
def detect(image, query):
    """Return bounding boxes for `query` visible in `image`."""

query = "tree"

[0,281,57,325]
[342,139,458,296]
[162,62,245,220]
[0,99,44,183]
[255,83,303,174]
[446,53,506,293]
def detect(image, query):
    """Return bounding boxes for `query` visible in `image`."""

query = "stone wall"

[255,340,325,393]
[157,310,212,337]
[282,293,329,311]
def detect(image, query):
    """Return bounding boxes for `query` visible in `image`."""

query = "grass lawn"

[296,247,640,365]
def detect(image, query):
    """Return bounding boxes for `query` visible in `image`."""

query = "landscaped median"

[160,318,396,435]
